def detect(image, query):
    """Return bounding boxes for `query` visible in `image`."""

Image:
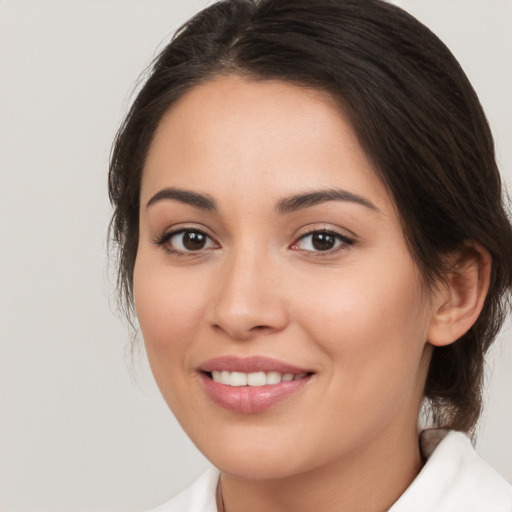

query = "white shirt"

[148,430,512,512]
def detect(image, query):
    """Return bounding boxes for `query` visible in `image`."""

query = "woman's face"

[134,76,436,479]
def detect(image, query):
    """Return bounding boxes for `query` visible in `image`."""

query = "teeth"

[247,371,266,387]
[266,371,281,385]
[230,372,247,387]
[210,370,308,387]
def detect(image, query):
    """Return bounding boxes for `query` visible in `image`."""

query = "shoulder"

[146,468,220,512]
[391,429,512,512]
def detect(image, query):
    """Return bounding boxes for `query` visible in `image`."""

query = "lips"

[199,355,311,374]
[197,356,313,413]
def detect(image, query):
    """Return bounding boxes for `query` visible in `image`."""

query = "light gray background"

[0,1,510,510]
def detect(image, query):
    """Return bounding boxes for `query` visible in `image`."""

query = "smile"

[210,370,308,387]
[198,356,314,413]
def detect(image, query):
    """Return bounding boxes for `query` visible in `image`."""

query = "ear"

[427,242,492,347]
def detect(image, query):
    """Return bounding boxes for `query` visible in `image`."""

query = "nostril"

[207,297,289,340]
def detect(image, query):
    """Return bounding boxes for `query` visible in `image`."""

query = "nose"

[207,249,290,341]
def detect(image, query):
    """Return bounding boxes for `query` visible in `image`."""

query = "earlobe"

[427,243,492,347]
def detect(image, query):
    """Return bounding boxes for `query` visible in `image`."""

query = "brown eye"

[182,231,207,250]
[293,230,353,253]
[158,229,218,254]
[311,232,336,251]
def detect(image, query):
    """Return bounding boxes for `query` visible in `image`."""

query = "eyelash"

[152,228,218,257]
[292,229,354,256]
[152,228,354,257]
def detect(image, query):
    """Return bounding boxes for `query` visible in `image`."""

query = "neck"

[219,424,423,512]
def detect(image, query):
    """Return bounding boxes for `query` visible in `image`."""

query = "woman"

[109,0,512,510]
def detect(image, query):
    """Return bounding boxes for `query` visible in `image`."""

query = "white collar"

[390,429,512,511]
[149,430,512,511]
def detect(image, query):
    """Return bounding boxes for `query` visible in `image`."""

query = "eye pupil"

[183,231,206,250]
[312,232,335,251]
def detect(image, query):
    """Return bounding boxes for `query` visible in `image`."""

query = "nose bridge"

[209,241,288,340]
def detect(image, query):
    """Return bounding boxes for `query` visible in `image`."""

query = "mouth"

[197,356,314,413]
[204,370,311,386]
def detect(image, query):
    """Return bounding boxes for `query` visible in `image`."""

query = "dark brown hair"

[109,0,512,432]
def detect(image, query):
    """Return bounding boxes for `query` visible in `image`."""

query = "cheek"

[133,254,215,418]
[133,253,207,366]
[291,256,430,390]
[295,268,430,445]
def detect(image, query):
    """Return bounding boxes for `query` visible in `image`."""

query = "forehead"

[141,76,390,211]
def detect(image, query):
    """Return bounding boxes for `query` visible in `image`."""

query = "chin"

[177,423,270,474]
[213,453,305,481]
[190,422,330,482]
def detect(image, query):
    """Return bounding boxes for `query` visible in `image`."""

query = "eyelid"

[290,225,355,254]
[152,224,220,255]
[293,222,356,240]
[152,223,354,257]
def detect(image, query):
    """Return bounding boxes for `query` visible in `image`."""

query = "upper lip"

[198,356,312,374]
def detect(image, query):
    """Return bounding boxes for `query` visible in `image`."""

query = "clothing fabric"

[147,430,512,512]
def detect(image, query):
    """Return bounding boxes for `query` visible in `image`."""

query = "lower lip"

[199,373,311,413]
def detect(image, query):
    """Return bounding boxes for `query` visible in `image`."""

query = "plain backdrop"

[0,1,511,510]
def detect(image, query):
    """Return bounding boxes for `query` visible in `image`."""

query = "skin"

[134,76,484,512]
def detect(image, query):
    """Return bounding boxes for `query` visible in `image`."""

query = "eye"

[154,228,218,254]
[292,230,353,253]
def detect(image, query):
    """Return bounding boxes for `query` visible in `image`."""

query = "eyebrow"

[275,189,379,214]
[146,186,379,214]
[146,187,217,211]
